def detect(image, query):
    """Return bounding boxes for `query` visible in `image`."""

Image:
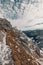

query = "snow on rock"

[0,31,13,65]
[0,18,43,65]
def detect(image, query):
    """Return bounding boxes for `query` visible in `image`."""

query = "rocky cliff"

[0,18,43,65]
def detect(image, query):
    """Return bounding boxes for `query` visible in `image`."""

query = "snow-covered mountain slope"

[0,18,43,65]
[0,0,43,31]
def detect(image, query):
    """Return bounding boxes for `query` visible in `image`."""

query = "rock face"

[0,31,13,65]
[0,18,12,31]
[0,18,42,65]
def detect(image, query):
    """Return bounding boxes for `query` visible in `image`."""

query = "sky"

[8,0,43,31]
[0,0,43,31]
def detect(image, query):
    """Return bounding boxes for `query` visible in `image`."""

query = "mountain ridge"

[0,18,43,65]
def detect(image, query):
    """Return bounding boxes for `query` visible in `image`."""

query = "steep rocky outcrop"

[0,18,12,31]
[0,18,42,65]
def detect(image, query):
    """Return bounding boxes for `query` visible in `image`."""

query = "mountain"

[23,30,43,48]
[0,18,43,65]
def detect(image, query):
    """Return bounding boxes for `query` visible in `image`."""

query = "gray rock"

[0,18,12,31]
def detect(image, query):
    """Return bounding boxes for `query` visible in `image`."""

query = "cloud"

[0,0,43,31]
[10,0,14,2]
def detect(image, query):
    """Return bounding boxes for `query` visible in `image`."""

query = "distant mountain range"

[23,30,43,48]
